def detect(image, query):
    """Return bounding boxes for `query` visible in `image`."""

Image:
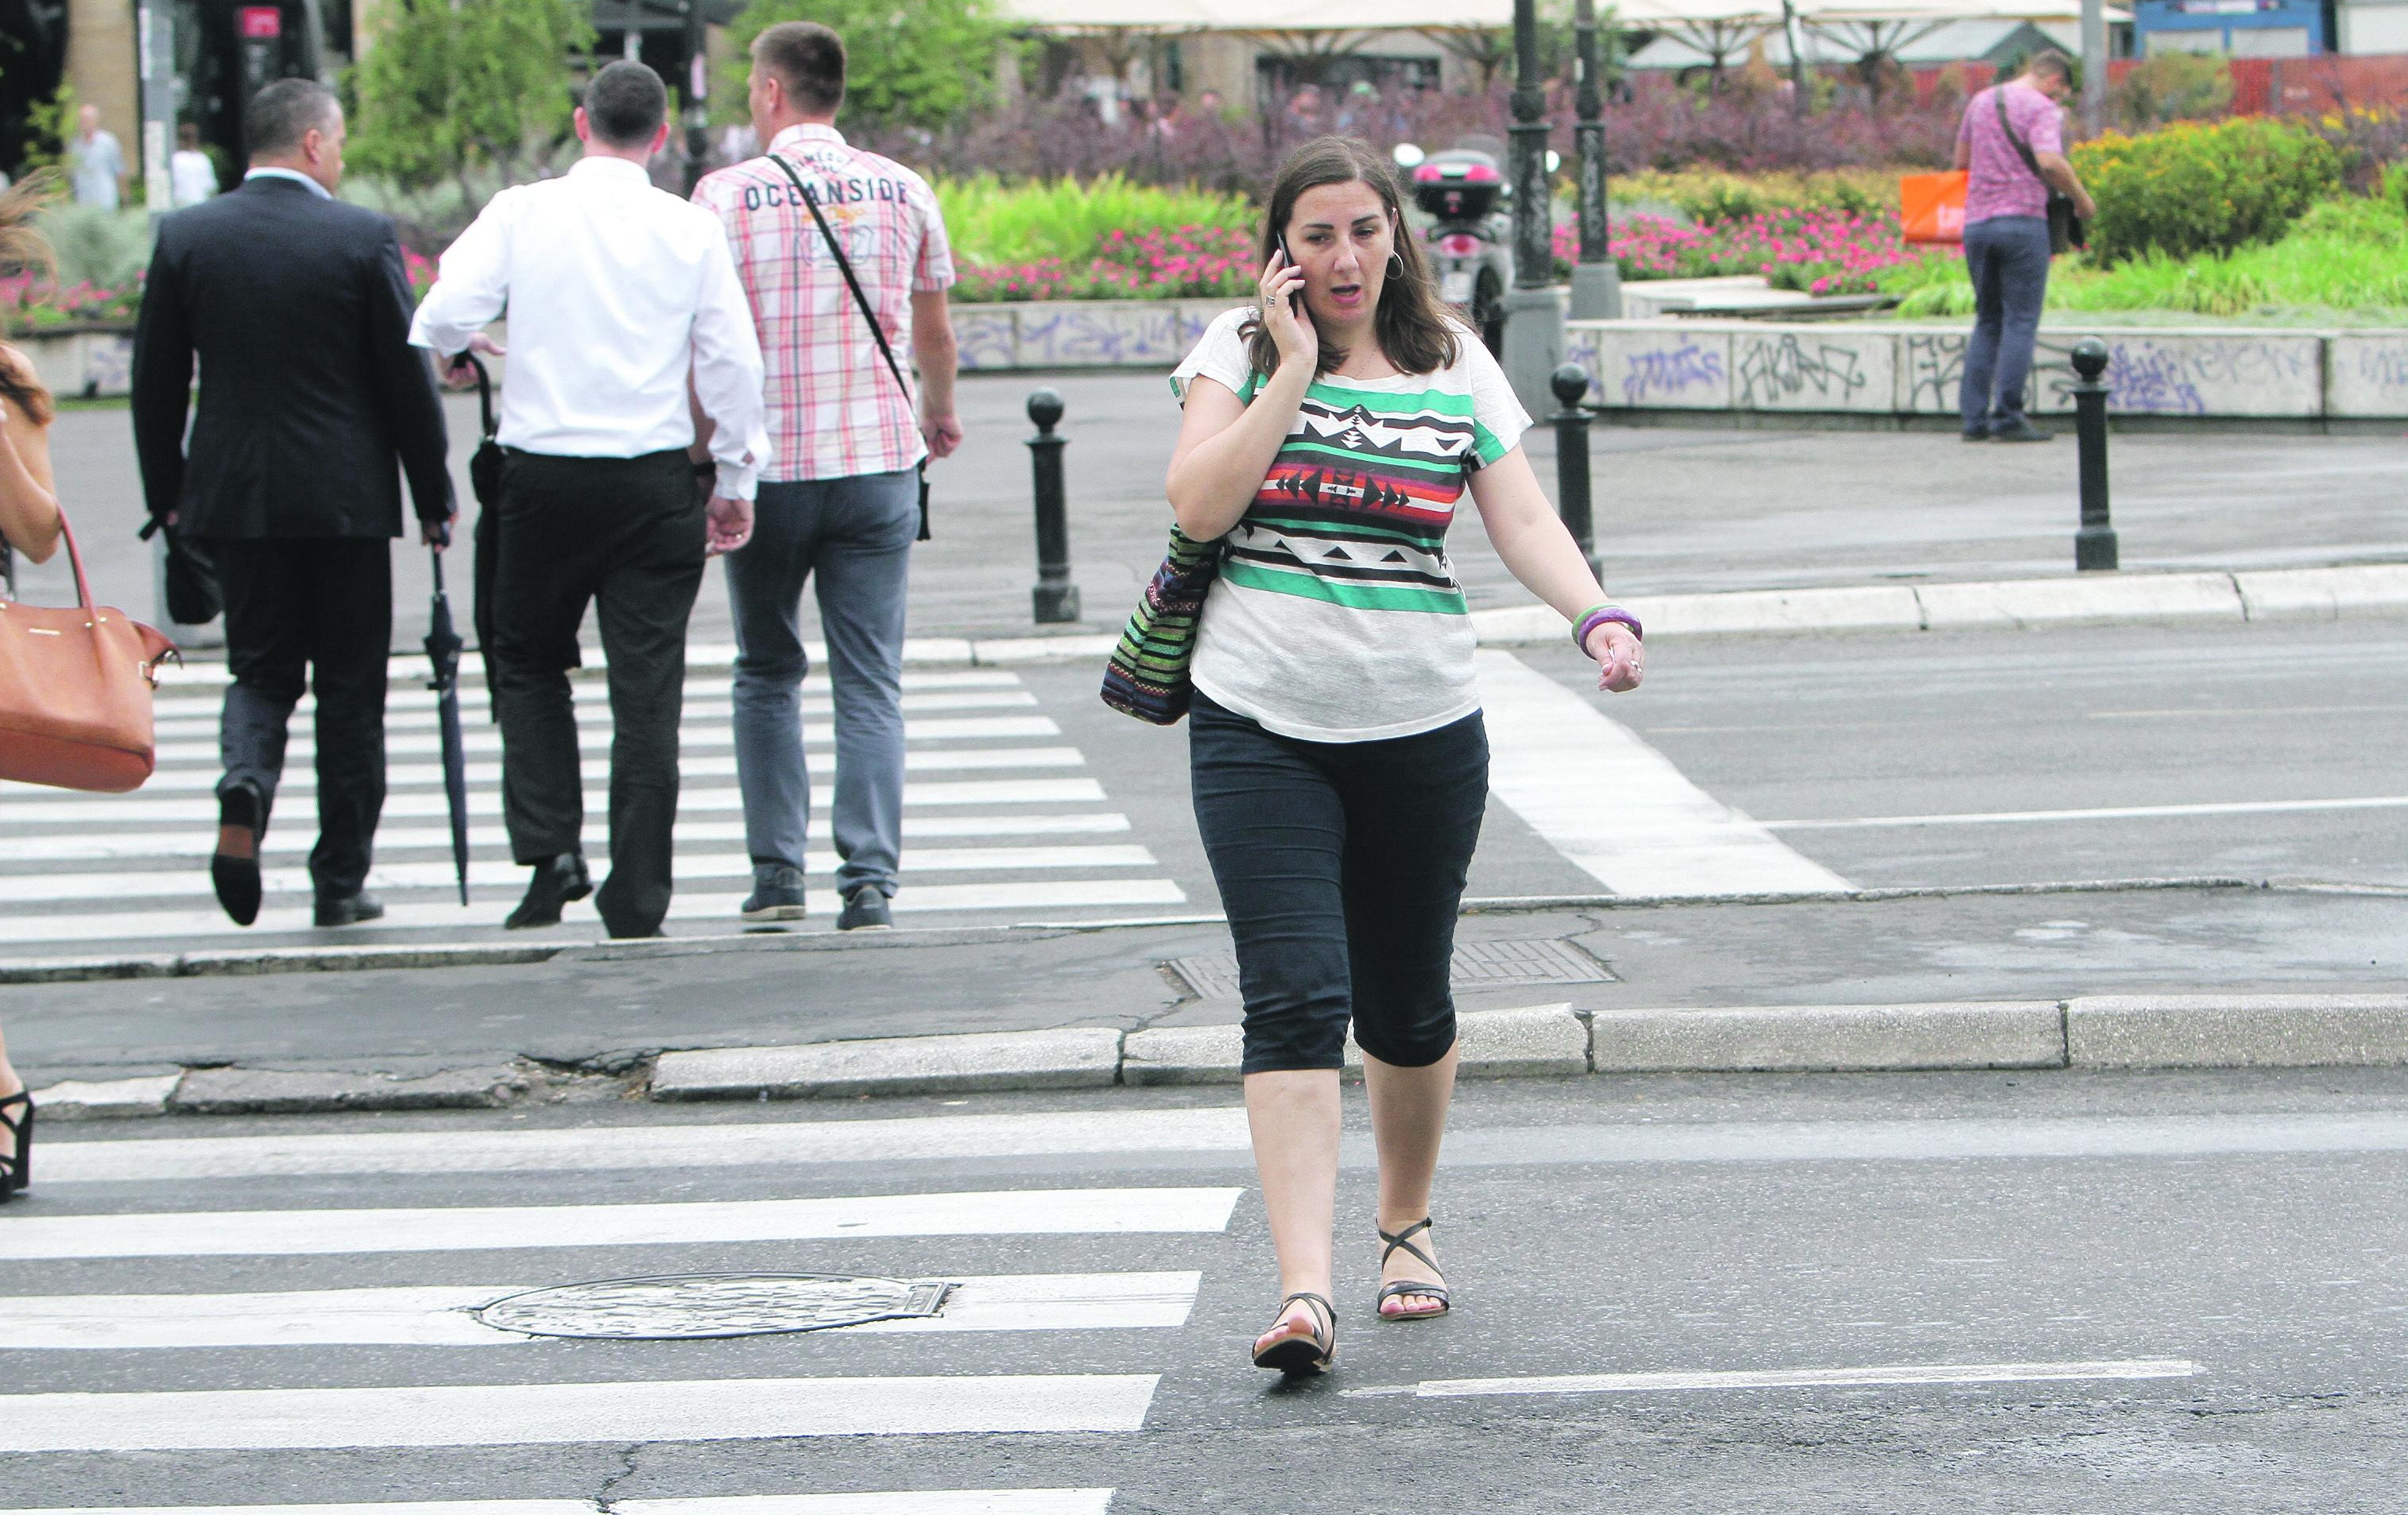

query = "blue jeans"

[725,470,918,898]
[1960,215,2053,432]
[1188,691,1489,1075]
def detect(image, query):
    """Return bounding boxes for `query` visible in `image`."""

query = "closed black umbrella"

[466,355,504,712]
[423,531,472,907]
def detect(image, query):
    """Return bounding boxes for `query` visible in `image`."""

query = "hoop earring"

[1387,251,1405,277]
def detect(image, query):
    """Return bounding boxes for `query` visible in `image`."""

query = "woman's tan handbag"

[0,506,178,792]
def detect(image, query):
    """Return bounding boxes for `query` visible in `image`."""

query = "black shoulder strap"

[1995,85,2046,181]
[767,153,914,408]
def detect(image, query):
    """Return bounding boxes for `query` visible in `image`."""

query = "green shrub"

[937,174,1253,265]
[2116,53,2234,128]
[2073,116,2344,265]
[1609,168,1899,223]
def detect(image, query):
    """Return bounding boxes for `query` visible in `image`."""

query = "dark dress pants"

[489,449,703,937]
[208,537,393,899]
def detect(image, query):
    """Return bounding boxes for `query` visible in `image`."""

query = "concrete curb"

[35,994,2408,1120]
[1465,563,2408,646]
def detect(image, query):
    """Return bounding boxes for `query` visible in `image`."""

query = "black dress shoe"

[505,853,592,929]
[210,781,265,927]
[314,890,385,928]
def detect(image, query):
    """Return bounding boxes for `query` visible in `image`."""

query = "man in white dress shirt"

[410,60,768,940]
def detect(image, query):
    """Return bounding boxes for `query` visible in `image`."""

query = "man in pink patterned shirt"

[1952,50,2096,443]
[692,20,962,932]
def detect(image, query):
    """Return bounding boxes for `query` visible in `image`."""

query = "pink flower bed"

[0,269,145,334]
[1554,208,1918,296]
[955,223,1256,304]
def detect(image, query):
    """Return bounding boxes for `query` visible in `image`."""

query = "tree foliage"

[347,0,594,192]
[721,0,1015,137]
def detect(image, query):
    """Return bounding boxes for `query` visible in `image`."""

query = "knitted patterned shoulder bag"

[1099,525,1223,725]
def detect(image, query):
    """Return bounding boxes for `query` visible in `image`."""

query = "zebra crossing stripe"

[143,686,1043,721]
[0,812,1132,864]
[0,1272,1203,1348]
[0,878,1187,945]
[0,847,1162,905]
[24,746,1087,796]
[0,1186,1244,1260]
[0,1497,1116,1515]
[0,1372,1161,1451]
[0,779,1109,824]
[43,1106,1254,1184]
[1474,649,1852,897]
[149,715,1067,758]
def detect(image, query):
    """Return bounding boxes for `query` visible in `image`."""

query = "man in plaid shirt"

[693,20,962,932]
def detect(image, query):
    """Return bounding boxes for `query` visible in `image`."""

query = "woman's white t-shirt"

[1169,307,1530,742]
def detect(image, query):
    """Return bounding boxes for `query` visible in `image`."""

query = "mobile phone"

[1276,235,1301,312]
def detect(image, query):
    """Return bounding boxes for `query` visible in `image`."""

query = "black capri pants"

[1189,689,1489,1075]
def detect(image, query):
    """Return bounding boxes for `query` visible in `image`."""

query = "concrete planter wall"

[10,324,137,400]
[1565,318,2408,422]
[10,298,1248,396]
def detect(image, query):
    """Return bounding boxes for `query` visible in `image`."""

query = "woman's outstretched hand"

[1258,250,1316,374]
[1585,622,1643,693]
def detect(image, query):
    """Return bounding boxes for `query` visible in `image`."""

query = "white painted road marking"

[0,878,1187,944]
[44,1106,1256,1184]
[1767,795,2408,829]
[1345,1358,2200,1400]
[0,1272,1202,1348]
[0,1373,1160,1451]
[4,1493,1116,1515]
[0,778,1109,825]
[1474,649,1850,897]
[0,1186,1244,1260]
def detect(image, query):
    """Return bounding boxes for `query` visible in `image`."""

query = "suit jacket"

[131,176,451,540]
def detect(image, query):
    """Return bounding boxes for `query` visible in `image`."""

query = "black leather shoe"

[314,890,385,928]
[1990,418,2054,443]
[505,853,591,929]
[210,781,265,927]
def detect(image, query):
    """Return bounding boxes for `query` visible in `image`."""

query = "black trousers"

[490,448,703,937]
[208,537,393,898]
[1188,690,1490,1075]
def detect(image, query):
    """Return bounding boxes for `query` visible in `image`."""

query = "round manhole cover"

[473,1273,953,1340]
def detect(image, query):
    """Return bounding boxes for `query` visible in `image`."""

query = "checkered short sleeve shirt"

[693,125,956,482]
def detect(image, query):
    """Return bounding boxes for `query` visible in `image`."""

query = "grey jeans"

[725,469,918,897]
[1960,214,2054,432]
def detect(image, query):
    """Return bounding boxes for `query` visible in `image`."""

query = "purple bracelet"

[1573,606,1642,655]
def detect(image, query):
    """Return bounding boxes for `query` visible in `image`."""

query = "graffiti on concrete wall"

[1902,334,1966,413]
[2352,343,2408,394]
[1734,333,1868,407]
[2038,338,2313,416]
[1620,341,1725,404]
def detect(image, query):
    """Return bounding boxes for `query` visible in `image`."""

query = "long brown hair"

[0,171,59,427]
[1241,135,1460,385]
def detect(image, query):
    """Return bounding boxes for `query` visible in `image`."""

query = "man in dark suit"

[132,79,453,929]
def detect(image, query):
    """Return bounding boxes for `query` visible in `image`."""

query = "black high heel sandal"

[1252,1291,1336,1375]
[1376,1218,1450,1320]
[0,1090,33,1202]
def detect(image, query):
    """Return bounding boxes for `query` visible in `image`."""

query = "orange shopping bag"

[1899,171,1969,244]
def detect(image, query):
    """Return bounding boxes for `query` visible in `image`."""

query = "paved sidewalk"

[17,881,2404,1114]
[29,372,2408,649]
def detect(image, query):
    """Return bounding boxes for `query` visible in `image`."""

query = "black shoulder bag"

[767,153,931,541]
[1996,86,2086,257]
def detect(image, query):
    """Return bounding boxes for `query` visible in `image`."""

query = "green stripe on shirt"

[1223,560,1468,614]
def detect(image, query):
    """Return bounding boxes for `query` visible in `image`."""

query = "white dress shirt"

[409,155,767,499]
[243,165,331,199]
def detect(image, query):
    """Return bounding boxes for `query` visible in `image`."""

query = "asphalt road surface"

[1,618,2398,959]
[14,1068,2408,1511]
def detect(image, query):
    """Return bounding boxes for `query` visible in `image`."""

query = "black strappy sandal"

[1252,1290,1336,1375]
[1376,1218,1450,1320]
[0,1089,32,1203]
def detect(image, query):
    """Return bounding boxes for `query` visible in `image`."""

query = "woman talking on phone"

[1165,137,1643,1374]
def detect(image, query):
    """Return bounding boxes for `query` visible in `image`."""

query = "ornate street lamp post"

[1501,0,1566,414]
[1568,0,1621,320]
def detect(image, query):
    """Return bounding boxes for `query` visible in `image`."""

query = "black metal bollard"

[1025,388,1081,624]
[1550,363,1602,580]
[2070,338,2120,572]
